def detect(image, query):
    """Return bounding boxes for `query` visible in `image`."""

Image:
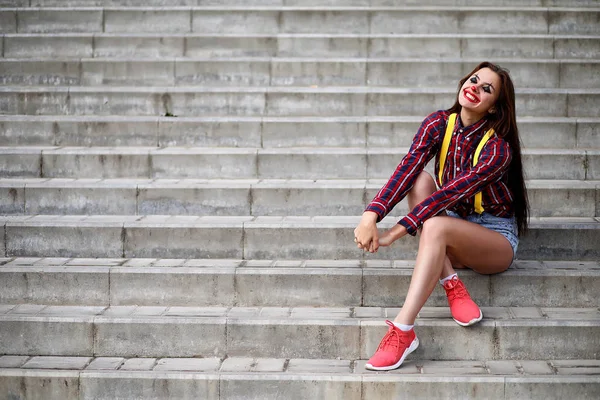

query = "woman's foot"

[365,320,419,371]
[443,276,483,326]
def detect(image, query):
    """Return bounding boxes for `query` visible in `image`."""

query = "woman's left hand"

[378,224,408,247]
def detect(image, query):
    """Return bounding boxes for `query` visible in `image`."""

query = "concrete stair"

[1,1,599,399]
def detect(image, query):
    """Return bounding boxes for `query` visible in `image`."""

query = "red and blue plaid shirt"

[366,110,514,235]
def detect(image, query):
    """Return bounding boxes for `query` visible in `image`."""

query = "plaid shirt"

[365,110,514,235]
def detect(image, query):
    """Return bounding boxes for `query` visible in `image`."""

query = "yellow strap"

[473,128,495,214]
[438,113,457,187]
[438,113,494,214]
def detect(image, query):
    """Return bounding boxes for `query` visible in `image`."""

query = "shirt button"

[457,146,461,150]
[459,129,463,133]
[456,167,460,171]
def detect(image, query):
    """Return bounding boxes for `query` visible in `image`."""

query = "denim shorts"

[446,210,519,259]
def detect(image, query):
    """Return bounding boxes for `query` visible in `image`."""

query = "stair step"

[2,7,599,35]
[1,304,598,360]
[3,33,599,59]
[1,58,599,88]
[1,258,598,308]
[0,178,597,218]
[1,115,598,148]
[1,215,599,260]
[0,356,598,400]
[2,86,599,117]
[2,146,598,180]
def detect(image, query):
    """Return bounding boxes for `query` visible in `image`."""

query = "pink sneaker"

[365,320,419,371]
[443,276,483,326]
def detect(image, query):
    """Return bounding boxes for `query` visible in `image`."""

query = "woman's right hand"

[354,211,380,253]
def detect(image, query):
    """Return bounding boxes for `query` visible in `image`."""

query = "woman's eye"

[470,77,477,83]
[483,86,491,94]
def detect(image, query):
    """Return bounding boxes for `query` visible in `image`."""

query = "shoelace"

[377,325,406,352]
[446,279,469,302]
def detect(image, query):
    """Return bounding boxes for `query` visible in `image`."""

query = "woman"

[354,62,529,371]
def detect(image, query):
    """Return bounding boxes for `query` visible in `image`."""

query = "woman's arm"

[364,111,446,222]
[399,138,512,235]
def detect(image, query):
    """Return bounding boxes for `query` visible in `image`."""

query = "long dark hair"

[448,62,529,236]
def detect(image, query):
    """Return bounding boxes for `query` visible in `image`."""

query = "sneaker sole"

[453,309,483,327]
[364,337,419,371]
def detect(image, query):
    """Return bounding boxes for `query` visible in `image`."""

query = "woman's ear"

[488,107,496,114]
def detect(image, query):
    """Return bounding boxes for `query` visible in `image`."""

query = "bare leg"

[394,172,513,325]
[406,172,458,279]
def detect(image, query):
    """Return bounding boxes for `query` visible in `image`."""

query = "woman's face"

[458,67,501,115]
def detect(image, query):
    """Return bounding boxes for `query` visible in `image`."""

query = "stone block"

[0,185,25,214]
[367,61,461,87]
[0,317,94,355]
[555,37,600,59]
[0,152,41,177]
[505,377,600,400]
[22,356,91,370]
[569,93,600,118]
[272,60,366,86]
[560,62,600,89]
[0,267,110,305]
[0,10,16,33]
[95,36,184,58]
[266,91,366,117]
[150,148,257,179]
[258,150,366,179]
[120,359,156,371]
[6,223,123,258]
[0,60,81,86]
[192,11,279,34]
[0,356,29,368]
[282,11,368,34]
[138,186,250,216]
[42,150,151,179]
[66,89,158,116]
[52,118,158,147]
[549,10,600,34]
[462,37,553,59]
[25,186,137,215]
[0,370,80,400]
[371,11,459,34]
[158,118,261,147]
[109,267,236,306]
[124,223,244,259]
[154,358,221,371]
[362,376,505,400]
[369,37,458,58]
[81,60,175,86]
[4,35,93,58]
[86,357,124,370]
[279,36,367,57]
[262,119,366,148]
[18,9,102,33]
[94,317,226,357]
[186,36,276,57]
[235,268,362,307]
[491,270,599,307]
[80,371,220,400]
[176,60,270,86]
[497,321,600,359]
[220,375,362,400]
[227,319,360,359]
[105,10,190,33]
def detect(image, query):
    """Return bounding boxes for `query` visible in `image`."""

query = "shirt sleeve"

[398,137,512,235]
[364,110,446,222]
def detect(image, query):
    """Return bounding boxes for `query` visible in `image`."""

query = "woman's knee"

[421,216,452,241]
[408,172,437,208]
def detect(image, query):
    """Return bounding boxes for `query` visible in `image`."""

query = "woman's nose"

[471,85,477,92]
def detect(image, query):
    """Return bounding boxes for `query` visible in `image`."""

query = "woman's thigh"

[421,216,513,275]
